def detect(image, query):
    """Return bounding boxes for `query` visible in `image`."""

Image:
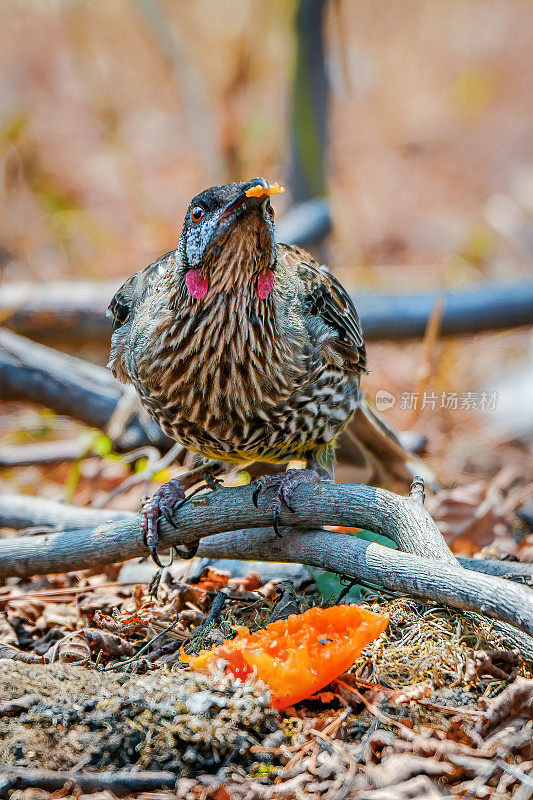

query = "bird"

[108,178,417,565]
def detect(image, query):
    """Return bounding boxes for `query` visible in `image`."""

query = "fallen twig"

[92,441,184,508]
[0,439,92,468]
[0,767,176,795]
[0,491,132,531]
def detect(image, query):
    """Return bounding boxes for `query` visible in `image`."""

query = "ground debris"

[477,676,533,734]
[464,647,521,682]
[1,583,532,798]
[350,596,532,696]
[0,660,279,777]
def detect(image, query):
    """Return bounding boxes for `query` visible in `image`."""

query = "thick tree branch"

[2,492,531,583]
[1,485,532,647]
[0,483,455,568]
[0,280,119,345]
[357,280,533,340]
[0,328,171,451]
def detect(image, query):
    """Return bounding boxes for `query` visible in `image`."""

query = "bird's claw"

[150,543,173,569]
[280,485,296,513]
[272,500,283,538]
[251,483,262,508]
[252,468,322,537]
[141,478,186,566]
[173,541,200,561]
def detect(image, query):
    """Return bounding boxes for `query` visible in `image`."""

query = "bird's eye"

[190,206,205,223]
[266,202,274,219]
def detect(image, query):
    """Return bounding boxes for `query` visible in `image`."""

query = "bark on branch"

[1,484,532,648]
[3,492,532,583]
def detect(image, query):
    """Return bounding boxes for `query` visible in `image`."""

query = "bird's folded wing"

[278,243,367,373]
[107,250,178,331]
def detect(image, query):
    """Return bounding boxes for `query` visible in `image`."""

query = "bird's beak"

[219,181,285,222]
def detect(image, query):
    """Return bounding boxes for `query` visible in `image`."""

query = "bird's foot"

[141,478,195,567]
[252,468,324,537]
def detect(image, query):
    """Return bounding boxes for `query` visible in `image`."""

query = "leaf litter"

[1,561,532,800]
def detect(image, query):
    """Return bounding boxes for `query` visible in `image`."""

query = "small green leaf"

[307,567,362,603]
[308,529,397,601]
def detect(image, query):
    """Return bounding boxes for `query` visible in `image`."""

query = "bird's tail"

[335,394,437,492]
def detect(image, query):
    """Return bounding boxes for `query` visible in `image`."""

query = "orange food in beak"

[245,182,286,199]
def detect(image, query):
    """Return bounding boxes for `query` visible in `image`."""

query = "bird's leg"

[252,458,332,537]
[140,459,223,566]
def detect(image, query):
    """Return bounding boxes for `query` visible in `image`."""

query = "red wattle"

[185,269,209,299]
[257,269,274,299]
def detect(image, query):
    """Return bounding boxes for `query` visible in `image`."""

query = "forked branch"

[0,484,532,649]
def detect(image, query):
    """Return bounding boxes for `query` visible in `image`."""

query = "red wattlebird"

[108,179,418,565]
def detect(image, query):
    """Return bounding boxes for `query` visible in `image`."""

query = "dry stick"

[0,768,176,794]
[0,492,132,531]
[92,441,185,508]
[0,439,90,468]
[0,484,533,649]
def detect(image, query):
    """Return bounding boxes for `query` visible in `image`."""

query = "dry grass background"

[0,0,531,514]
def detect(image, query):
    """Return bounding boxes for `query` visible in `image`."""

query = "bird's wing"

[107,250,177,331]
[278,244,367,373]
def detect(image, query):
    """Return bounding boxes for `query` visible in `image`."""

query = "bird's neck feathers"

[179,211,276,305]
[212,213,273,290]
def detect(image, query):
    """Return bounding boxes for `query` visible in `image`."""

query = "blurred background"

[0,0,532,556]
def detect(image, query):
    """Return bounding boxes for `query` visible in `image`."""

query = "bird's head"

[178,178,285,300]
